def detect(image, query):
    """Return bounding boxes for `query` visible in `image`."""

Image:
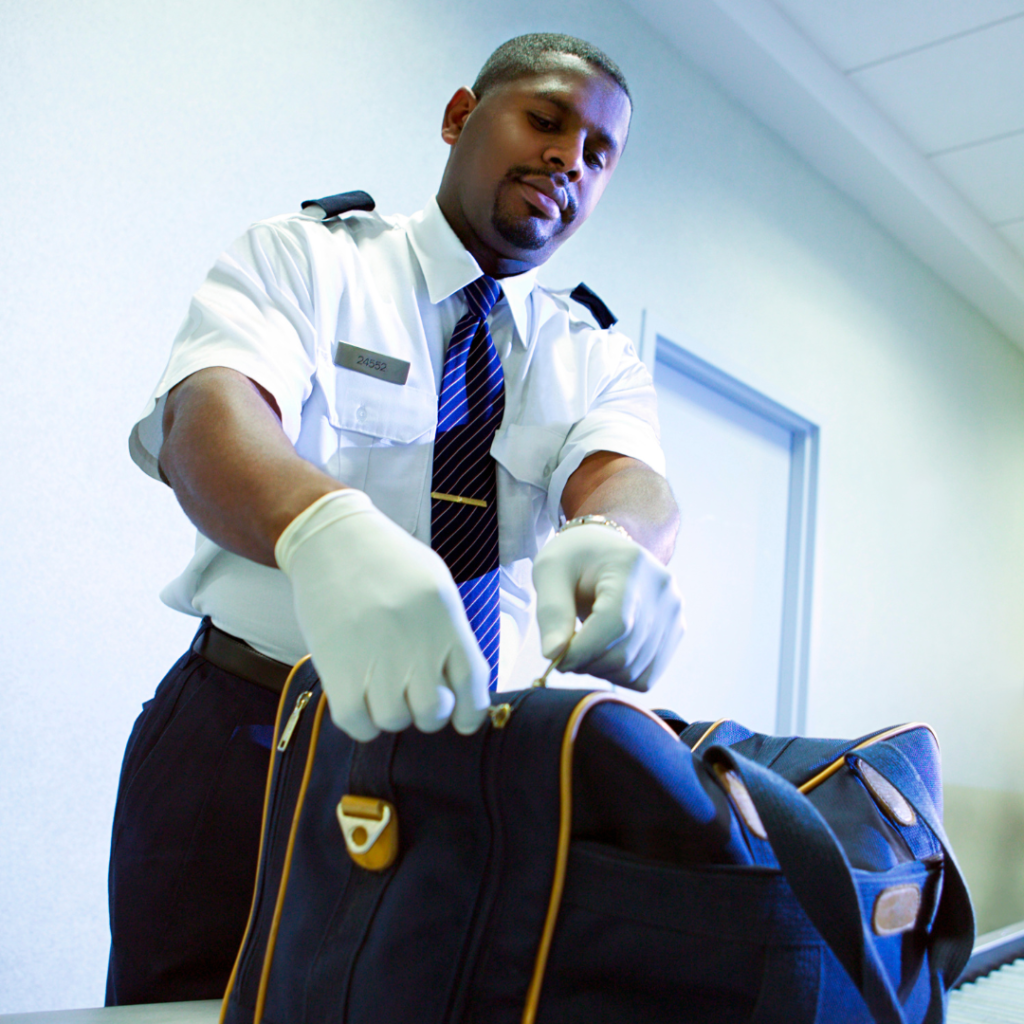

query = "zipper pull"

[277,691,313,752]
[531,633,575,688]
[489,703,512,729]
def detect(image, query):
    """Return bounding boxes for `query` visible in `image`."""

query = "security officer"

[107,33,684,1005]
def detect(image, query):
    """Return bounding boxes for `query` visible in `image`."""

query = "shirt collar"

[408,196,538,346]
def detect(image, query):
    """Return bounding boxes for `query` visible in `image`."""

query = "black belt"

[192,622,293,694]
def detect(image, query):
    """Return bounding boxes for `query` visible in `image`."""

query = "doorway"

[507,332,817,736]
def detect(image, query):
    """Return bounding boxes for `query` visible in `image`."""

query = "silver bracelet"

[558,514,632,541]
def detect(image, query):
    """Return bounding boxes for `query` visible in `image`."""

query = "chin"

[493,218,549,252]
[492,207,570,256]
[490,188,564,253]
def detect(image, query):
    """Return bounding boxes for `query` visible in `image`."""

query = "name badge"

[334,342,410,386]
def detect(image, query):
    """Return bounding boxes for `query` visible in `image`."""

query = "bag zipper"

[798,722,936,794]
[251,693,330,1024]
[231,682,319,1009]
[445,688,537,1024]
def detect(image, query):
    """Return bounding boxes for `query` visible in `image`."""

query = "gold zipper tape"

[219,655,311,1024]
[689,718,729,753]
[797,723,937,794]
[521,694,679,1024]
[252,692,329,1024]
[687,719,937,795]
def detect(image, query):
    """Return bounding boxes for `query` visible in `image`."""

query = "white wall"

[2,0,1022,1011]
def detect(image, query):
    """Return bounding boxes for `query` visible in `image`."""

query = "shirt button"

[543,460,555,478]
[356,405,367,421]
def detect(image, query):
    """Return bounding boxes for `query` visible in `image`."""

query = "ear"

[441,87,478,146]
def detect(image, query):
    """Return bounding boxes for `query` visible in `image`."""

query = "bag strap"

[706,747,906,1024]
[855,744,975,1020]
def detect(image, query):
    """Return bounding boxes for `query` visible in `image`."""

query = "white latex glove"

[532,522,685,691]
[275,489,491,741]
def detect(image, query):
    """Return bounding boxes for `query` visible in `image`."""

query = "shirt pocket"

[491,422,567,489]
[319,357,438,535]
[326,365,437,444]
[492,423,569,561]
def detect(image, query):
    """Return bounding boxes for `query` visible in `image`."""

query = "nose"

[542,133,585,181]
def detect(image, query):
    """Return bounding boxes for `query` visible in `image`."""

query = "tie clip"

[431,491,487,508]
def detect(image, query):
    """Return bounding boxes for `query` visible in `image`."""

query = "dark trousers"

[106,620,279,1005]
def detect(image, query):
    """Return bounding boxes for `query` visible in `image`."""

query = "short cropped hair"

[472,34,631,104]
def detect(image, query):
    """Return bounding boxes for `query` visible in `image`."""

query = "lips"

[517,176,567,219]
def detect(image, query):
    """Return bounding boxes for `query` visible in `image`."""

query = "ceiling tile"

[849,16,1024,153]
[769,0,1024,72]
[931,132,1024,224]
[999,221,1024,261]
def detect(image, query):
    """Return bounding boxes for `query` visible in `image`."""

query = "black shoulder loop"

[301,190,376,218]
[570,282,618,329]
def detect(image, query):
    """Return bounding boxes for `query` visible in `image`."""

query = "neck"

[435,192,545,279]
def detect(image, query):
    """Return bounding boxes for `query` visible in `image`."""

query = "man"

[108,33,684,1005]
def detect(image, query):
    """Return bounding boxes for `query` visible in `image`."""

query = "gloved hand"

[532,521,685,691]
[275,489,491,741]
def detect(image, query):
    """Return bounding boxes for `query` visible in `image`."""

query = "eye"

[584,150,606,170]
[529,112,559,132]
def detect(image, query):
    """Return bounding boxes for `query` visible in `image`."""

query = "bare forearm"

[562,453,679,564]
[159,367,343,566]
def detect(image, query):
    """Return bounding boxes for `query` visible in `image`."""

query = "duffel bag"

[220,658,974,1024]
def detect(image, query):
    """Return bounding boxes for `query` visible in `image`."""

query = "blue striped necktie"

[431,275,504,690]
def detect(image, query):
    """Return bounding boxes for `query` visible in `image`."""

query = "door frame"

[642,321,819,735]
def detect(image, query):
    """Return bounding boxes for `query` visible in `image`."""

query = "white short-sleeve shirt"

[130,197,665,682]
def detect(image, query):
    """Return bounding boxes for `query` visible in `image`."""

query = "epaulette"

[569,282,617,329]
[300,190,376,219]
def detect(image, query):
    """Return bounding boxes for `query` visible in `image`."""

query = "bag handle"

[706,747,907,1024]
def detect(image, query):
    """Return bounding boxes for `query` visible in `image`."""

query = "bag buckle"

[337,795,399,871]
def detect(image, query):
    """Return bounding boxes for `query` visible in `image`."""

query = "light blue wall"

[2,0,1022,1011]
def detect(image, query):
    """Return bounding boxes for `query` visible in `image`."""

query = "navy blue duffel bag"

[220,658,974,1024]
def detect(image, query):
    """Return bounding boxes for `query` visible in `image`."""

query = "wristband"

[558,514,632,541]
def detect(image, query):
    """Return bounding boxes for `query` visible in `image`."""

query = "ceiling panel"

[932,132,1024,224]
[850,16,1024,153]
[769,0,1024,72]
[622,0,1024,349]
[1000,222,1024,260]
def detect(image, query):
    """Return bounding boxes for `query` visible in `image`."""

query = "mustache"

[505,166,579,221]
